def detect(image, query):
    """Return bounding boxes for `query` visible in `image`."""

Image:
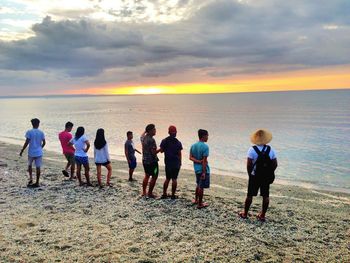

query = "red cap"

[168,125,177,134]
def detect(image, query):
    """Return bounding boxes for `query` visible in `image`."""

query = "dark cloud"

[0,0,350,94]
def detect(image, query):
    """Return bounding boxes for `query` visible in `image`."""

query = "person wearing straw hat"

[239,129,278,222]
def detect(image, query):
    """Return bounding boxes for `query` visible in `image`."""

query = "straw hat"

[250,129,272,145]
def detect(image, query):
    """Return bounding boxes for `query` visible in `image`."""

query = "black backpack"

[253,145,275,184]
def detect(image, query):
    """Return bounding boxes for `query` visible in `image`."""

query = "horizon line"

[1,87,349,99]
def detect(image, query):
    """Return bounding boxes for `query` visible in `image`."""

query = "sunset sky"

[0,0,349,96]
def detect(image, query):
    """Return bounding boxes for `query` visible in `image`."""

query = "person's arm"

[124,144,130,163]
[189,152,202,164]
[105,144,110,161]
[201,156,208,179]
[41,139,46,149]
[135,148,141,154]
[272,159,278,171]
[84,140,90,153]
[20,138,30,156]
[247,158,254,176]
[179,150,182,166]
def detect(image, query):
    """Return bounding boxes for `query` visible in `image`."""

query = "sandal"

[238,211,248,219]
[192,199,198,205]
[160,194,168,199]
[62,170,69,177]
[256,213,266,222]
[147,193,158,199]
[171,195,178,200]
[27,180,33,187]
[197,202,209,209]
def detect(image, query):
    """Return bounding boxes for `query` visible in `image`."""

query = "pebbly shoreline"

[0,141,349,262]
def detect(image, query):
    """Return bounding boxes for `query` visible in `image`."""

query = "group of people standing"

[20,118,277,220]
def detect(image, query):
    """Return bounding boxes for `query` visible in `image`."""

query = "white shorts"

[28,156,42,168]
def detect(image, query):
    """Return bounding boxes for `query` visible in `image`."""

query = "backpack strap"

[253,145,267,156]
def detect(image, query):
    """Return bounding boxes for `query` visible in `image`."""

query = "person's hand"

[19,149,23,157]
[128,159,131,164]
[201,172,206,180]
[84,148,88,153]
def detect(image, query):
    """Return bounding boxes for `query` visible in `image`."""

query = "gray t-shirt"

[141,134,158,164]
[125,140,136,161]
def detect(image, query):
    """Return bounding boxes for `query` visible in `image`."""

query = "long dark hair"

[94,128,106,150]
[75,126,85,140]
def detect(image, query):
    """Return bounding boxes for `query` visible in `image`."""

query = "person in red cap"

[159,125,183,199]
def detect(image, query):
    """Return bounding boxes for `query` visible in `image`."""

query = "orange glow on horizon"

[66,66,350,95]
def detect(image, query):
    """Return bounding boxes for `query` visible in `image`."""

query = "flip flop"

[191,199,198,205]
[160,194,168,199]
[197,202,209,209]
[256,213,266,222]
[62,170,69,177]
[238,211,248,219]
[147,194,158,199]
[27,180,33,187]
[171,195,179,200]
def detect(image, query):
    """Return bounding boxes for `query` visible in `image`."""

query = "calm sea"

[0,90,349,193]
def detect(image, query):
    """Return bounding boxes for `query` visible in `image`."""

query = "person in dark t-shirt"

[160,125,183,199]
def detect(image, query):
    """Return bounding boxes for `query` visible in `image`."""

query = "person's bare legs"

[96,165,102,187]
[261,197,269,217]
[197,188,208,208]
[142,175,150,196]
[128,168,134,181]
[83,163,91,186]
[171,179,177,197]
[27,165,33,185]
[65,161,71,173]
[34,167,40,186]
[106,164,112,186]
[193,186,200,204]
[148,176,158,197]
[239,196,253,218]
[70,161,75,179]
[163,178,170,196]
[76,163,83,186]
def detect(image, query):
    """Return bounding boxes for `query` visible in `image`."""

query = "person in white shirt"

[20,118,46,187]
[239,129,278,222]
[94,128,112,187]
[69,126,92,186]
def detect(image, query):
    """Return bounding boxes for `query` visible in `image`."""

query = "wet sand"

[0,141,349,262]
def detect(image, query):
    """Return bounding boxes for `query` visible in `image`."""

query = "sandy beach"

[0,141,349,262]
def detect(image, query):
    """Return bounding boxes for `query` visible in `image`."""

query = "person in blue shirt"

[189,129,210,209]
[20,118,46,187]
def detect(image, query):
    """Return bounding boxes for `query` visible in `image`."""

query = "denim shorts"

[28,156,42,168]
[196,173,210,189]
[128,159,137,169]
[75,156,89,165]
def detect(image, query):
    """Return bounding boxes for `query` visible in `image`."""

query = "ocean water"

[0,90,349,192]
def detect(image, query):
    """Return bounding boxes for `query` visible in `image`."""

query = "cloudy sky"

[0,0,349,96]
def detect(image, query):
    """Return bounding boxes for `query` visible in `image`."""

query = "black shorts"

[165,166,180,180]
[143,162,159,177]
[247,176,270,197]
[95,161,110,166]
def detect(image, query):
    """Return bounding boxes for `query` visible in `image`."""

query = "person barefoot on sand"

[69,126,92,186]
[20,118,46,187]
[124,131,141,182]
[190,129,210,209]
[94,128,112,188]
[58,121,76,180]
[239,129,278,222]
[140,124,160,198]
[160,125,183,199]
